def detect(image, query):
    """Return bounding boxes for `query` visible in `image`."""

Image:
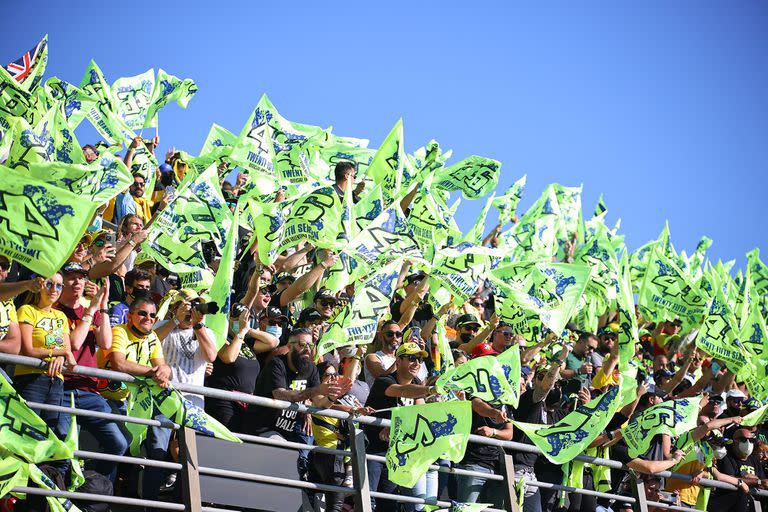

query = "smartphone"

[105,231,116,247]
[710,361,722,375]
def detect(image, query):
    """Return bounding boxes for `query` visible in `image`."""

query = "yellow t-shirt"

[15,305,69,379]
[97,324,163,400]
[0,299,18,339]
[592,367,620,389]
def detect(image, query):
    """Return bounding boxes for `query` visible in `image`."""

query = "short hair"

[82,144,99,155]
[317,361,337,377]
[125,268,152,288]
[381,320,399,331]
[129,295,156,312]
[289,328,313,343]
[578,332,598,345]
[334,161,356,182]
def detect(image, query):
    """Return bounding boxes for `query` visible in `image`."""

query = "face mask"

[714,446,727,460]
[266,325,283,339]
[737,440,754,457]
[460,332,474,343]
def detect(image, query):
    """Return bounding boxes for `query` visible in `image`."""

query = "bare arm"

[0,322,20,355]
[19,323,73,360]
[532,346,571,403]
[365,353,396,379]
[457,313,499,354]
[660,354,692,394]
[280,252,337,306]
[88,231,148,280]
[274,244,312,274]
[397,277,429,330]
[399,186,419,214]
[194,325,218,364]
[108,351,155,377]
[0,279,41,301]
[384,383,434,399]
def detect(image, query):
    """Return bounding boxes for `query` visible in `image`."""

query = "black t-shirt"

[364,374,423,454]
[511,388,546,468]
[250,354,320,436]
[390,298,433,326]
[205,340,261,394]
[709,450,765,510]
[461,401,509,470]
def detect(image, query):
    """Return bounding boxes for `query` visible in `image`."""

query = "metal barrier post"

[630,472,649,512]
[499,453,520,512]
[180,427,202,512]
[348,421,373,512]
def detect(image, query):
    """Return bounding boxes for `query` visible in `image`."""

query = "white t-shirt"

[158,321,211,404]
[364,351,397,388]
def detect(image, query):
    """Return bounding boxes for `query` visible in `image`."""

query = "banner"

[493,174,526,226]
[512,382,623,464]
[436,354,516,405]
[621,396,701,458]
[386,401,471,488]
[0,165,99,277]
[28,152,132,203]
[367,119,406,207]
[0,374,72,464]
[277,186,342,254]
[316,258,402,358]
[434,156,501,200]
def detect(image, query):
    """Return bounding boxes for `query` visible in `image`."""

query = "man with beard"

[364,320,402,387]
[450,313,482,350]
[249,329,351,482]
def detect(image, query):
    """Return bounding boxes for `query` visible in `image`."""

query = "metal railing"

[0,352,764,512]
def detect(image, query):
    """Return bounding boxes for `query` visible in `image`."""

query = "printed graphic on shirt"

[275,379,307,432]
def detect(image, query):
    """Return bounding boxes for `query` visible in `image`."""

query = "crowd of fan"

[0,139,766,512]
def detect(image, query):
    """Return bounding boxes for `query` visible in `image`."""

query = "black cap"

[405,271,426,284]
[275,273,295,283]
[455,313,481,328]
[298,308,323,324]
[266,307,287,322]
[313,288,337,303]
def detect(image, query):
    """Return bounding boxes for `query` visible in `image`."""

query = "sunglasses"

[384,331,404,339]
[290,341,313,350]
[132,182,146,188]
[471,301,484,307]
[497,331,515,338]
[0,261,9,271]
[44,280,64,292]
[325,371,337,377]
[135,310,158,319]
[259,287,271,296]
[401,355,423,363]
[319,300,336,307]
[463,326,479,333]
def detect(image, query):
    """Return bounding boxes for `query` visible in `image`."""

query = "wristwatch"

[193,322,205,331]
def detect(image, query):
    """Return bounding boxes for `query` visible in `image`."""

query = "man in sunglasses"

[452,313,482,350]
[102,296,173,500]
[561,332,600,380]
[364,342,436,511]
[114,174,150,225]
[313,287,338,320]
[364,320,403,387]
[109,268,153,327]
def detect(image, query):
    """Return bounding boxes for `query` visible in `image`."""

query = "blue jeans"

[70,389,128,481]
[367,452,422,512]
[456,463,505,508]
[516,466,542,512]
[15,374,69,440]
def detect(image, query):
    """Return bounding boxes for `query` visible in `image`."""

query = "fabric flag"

[348,204,422,273]
[434,317,455,374]
[573,217,620,308]
[499,185,560,262]
[199,123,237,157]
[742,402,768,428]
[436,355,516,405]
[406,179,456,261]
[277,186,342,254]
[0,165,99,277]
[316,258,402,358]
[246,198,286,266]
[207,201,239,350]
[143,69,197,128]
[142,163,232,273]
[687,236,713,281]
[0,373,72,463]
[492,175,527,226]
[2,35,48,92]
[638,240,709,329]
[42,77,96,129]
[64,394,85,491]
[461,193,495,245]
[0,456,30,499]
[367,119,406,208]
[386,401,471,487]
[424,503,491,512]
[737,303,768,401]
[628,239,655,293]
[616,253,639,372]
[496,345,522,408]
[430,243,498,306]
[434,156,501,200]
[695,281,748,372]
[77,60,133,145]
[125,143,159,197]
[512,383,624,464]
[551,183,584,249]
[111,69,155,131]
[124,381,154,456]
[312,132,376,183]
[6,105,85,170]
[621,396,701,458]
[28,152,132,203]
[593,194,607,219]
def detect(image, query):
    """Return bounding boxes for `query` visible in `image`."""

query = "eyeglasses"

[0,261,9,271]
[400,355,423,363]
[259,287,271,296]
[135,310,158,319]
[497,331,514,338]
[132,182,146,188]
[319,300,336,307]
[44,280,64,292]
[384,331,403,339]
[290,341,313,350]
[471,301,484,307]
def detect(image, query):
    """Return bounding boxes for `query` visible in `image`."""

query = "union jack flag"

[5,36,47,87]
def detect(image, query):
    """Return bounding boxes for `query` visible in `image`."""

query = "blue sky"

[4,2,767,270]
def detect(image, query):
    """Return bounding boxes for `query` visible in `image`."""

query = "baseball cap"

[266,307,288,322]
[744,397,762,411]
[708,393,725,404]
[395,342,428,358]
[60,261,89,275]
[171,288,201,305]
[405,272,426,285]
[159,163,173,173]
[275,272,296,283]
[456,313,481,329]
[314,288,337,303]
[726,389,747,400]
[471,342,499,358]
[653,369,674,381]
[298,307,323,324]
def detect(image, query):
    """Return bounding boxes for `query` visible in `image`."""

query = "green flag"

[461,193,495,245]
[616,253,639,372]
[199,122,237,157]
[124,381,154,456]
[406,179,455,261]
[142,163,232,273]
[512,381,625,464]
[628,239,655,293]
[0,456,30,498]
[695,281,748,371]
[737,303,768,401]
[436,355,516,405]
[277,186,342,253]
[111,69,155,131]
[64,394,85,491]
[430,243,498,306]
[0,165,99,277]
[143,69,197,128]
[496,345,522,408]
[386,401,471,488]
[78,60,133,145]
[492,175,527,226]
[28,151,132,203]
[316,258,402,358]
[207,201,239,350]
[434,156,501,200]
[246,198,286,266]
[348,204,423,273]
[742,402,768,427]
[26,461,83,512]
[747,249,768,297]
[0,374,72,463]
[6,105,85,170]
[621,396,701,458]
[367,119,406,208]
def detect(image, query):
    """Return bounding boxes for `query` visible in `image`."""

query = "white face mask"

[737,440,754,457]
[714,446,727,460]
[265,325,283,339]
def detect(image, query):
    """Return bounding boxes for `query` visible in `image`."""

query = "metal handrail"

[3,352,767,510]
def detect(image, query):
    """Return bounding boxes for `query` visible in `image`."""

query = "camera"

[231,303,248,317]
[193,301,219,315]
